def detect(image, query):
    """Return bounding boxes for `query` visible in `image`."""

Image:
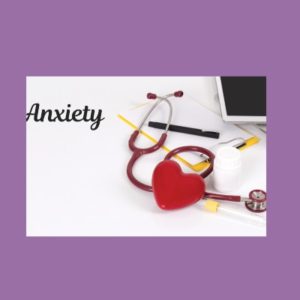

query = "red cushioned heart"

[152,160,205,210]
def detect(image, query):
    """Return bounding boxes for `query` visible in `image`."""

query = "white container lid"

[214,146,241,170]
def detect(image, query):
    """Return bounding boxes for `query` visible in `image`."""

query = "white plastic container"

[213,146,242,193]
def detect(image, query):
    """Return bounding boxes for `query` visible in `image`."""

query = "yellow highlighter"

[238,136,260,151]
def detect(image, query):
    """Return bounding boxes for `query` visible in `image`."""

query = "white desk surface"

[27,77,266,236]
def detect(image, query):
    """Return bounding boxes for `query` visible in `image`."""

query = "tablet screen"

[220,77,266,116]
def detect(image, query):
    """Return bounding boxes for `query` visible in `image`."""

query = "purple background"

[0,0,298,299]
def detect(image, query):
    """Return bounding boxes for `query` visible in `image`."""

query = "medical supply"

[204,199,220,212]
[197,136,259,168]
[148,121,220,139]
[126,91,267,213]
[203,197,266,214]
[245,190,267,212]
[127,91,182,192]
[152,146,266,211]
[203,198,266,227]
[199,137,245,160]
[213,146,242,193]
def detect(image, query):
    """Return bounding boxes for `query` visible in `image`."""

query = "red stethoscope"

[127,91,267,213]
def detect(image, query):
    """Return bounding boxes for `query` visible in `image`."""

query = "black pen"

[148,121,220,139]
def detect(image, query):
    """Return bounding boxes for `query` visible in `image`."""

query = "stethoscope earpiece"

[147,91,184,100]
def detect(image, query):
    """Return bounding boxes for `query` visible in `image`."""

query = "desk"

[26,77,266,236]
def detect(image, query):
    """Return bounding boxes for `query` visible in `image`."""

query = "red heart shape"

[152,160,205,210]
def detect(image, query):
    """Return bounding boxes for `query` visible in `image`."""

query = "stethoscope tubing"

[127,95,175,191]
[126,92,266,212]
[127,130,167,192]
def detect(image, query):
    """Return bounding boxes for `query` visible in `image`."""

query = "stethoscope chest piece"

[245,190,267,213]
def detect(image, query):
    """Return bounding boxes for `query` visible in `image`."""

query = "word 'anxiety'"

[26,103,105,131]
